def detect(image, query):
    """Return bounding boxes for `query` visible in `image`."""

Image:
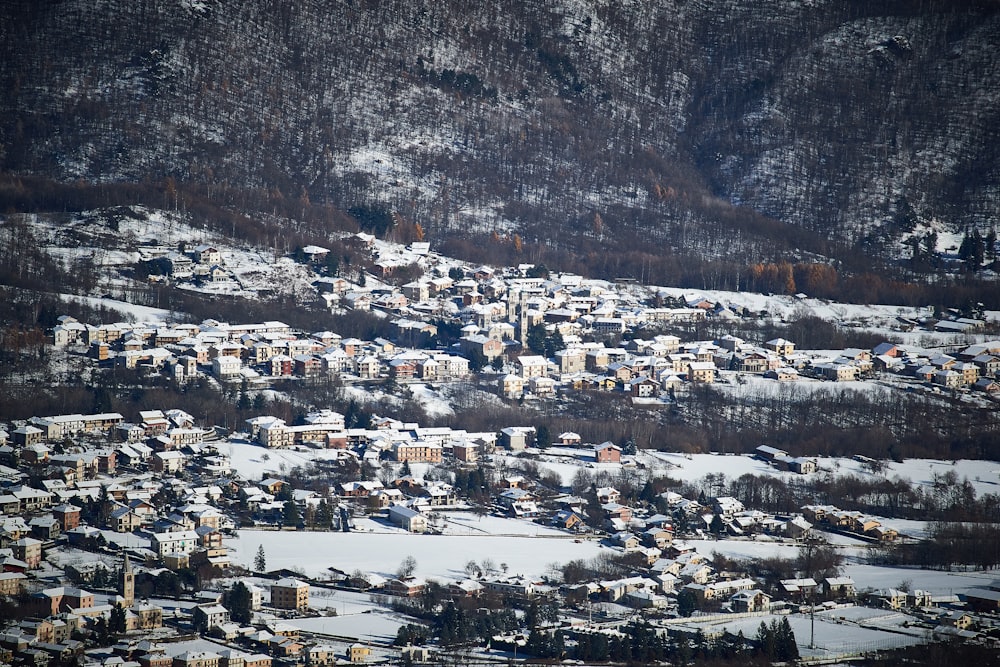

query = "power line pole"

[805,537,816,650]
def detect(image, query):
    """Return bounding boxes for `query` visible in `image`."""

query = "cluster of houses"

[146,243,229,285]
[754,445,818,474]
[870,341,1000,392]
[497,334,798,399]
[296,236,999,399]
[0,550,170,665]
[50,315,470,387]
[51,295,1000,410]
[324,481,841,618]
[0,547,405,666]
[49,230,1000,403]
[244,411,498,462]
[4,236,998,660]
[4,392,999,661]
[0,405,447,663]
[801,505,900,542]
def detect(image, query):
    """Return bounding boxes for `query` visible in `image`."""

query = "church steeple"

[120,553,135,608]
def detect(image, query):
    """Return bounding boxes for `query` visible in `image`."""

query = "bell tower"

[120,553,135,608]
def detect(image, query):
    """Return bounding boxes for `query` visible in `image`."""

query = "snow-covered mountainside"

[1,0,998,266]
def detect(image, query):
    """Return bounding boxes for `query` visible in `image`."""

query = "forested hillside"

[1,0,998,292]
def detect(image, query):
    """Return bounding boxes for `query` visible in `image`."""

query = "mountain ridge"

[2,0,998,269]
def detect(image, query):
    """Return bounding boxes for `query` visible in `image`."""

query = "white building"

[388,505,428,533]
[212,355,242,379]
[150,530,201,557]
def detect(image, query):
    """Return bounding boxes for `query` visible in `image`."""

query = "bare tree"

[396,555,417,580]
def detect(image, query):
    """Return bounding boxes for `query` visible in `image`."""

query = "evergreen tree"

[959,229,986,270]
[756,621,777,660]
[526,324,548,356]
[94,616,109,644]
[237,384,251,410]
[710,513,726,536]
[675,635,693,667]
[466,347,486,372]
[638,480,657,504]
[609,635,629,662]
[525,600,539,629]
[254,545,267,572]
[591,633,609,661]
[97,484,111,527]
[91,566,109,588]
[584,485,605,529]
[776,617,799,660]
[315,499,333,530]
[535,424,551,450]
[525,627,547,657]
[552,631,565,659]
[924,231,939,258]
[283,499,301,527]
[324,252,340,276]
[228,581,253,624]
[544,329,565,357]
[677,589,697,617]
[109,603,127,635]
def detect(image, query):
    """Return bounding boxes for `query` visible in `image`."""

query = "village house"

[386,577,427,597]
[347,644,372,664]
[13,537,43,568]
[152,450,185,474]
[687,361,716,383]
[51,504,81,532]
[730,589,771,613]
[876,588,908,610]
[392,441,443,463]
[270,578,309,610]
[0,571,26,596]
[517,355,549,379]
[28,516,60,541]
[387,504,428,533]
[765,338,796,356]
[193,604,230,630]
[150,530,200,557]
[499,426,535,451]
[594,442,622,462]
[817,362,858,382]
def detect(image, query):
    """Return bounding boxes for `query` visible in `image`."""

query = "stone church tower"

[120,553,135,608]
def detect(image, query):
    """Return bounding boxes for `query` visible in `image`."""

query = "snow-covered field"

[228,529,603,583]
[518,449,1000,500]
[214,439,350,480]
[842,564,998,594]
[713,373,891,399]
[292,612,409,644]
[60,293,174,323]
[634,452,1000,499]
[405,383,455,417]
[217,432,1000,501]
[437,512,568,537]
[682,611,929,657]
[687,537,999,596]
[652,285,1000,335]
